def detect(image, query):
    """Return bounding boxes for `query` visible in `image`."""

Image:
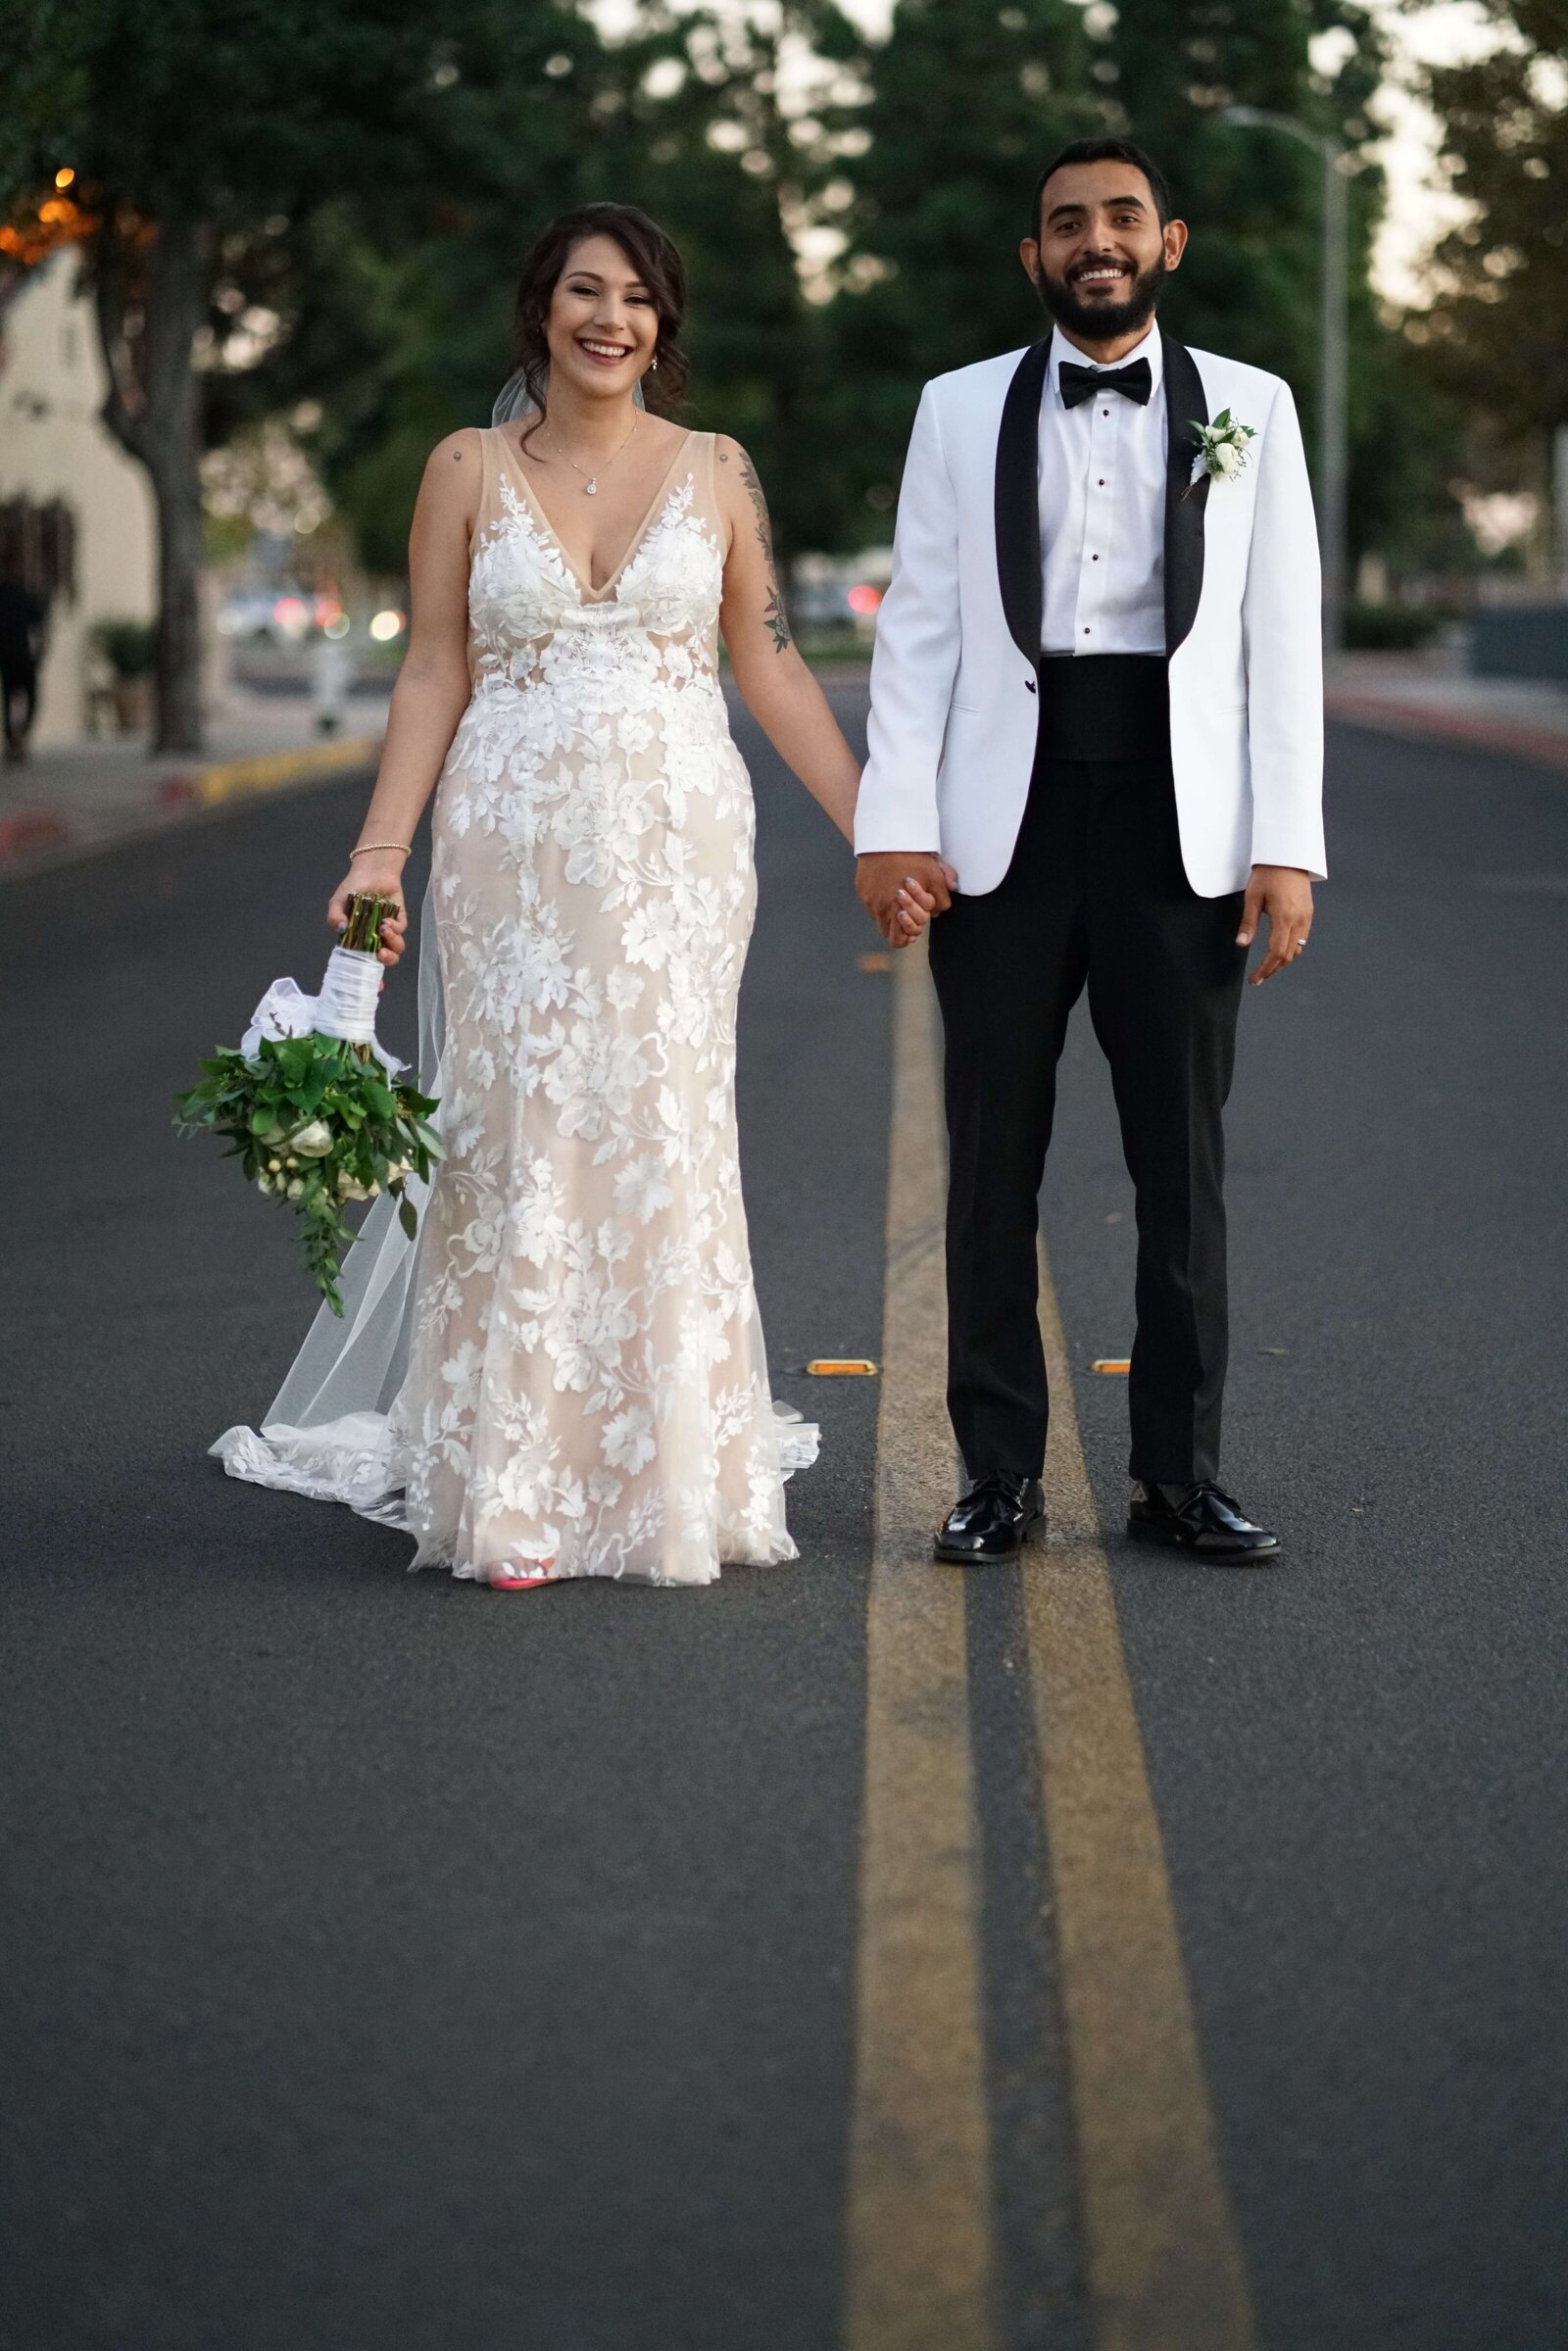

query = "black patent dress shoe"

[934,1472,1046,1564]
[1127,1481,1280,1563]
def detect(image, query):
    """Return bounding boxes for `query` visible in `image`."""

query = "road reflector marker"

[807,1358,879,1376]
[1090,1358,1131,1375]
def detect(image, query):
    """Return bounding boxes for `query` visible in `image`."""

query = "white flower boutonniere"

[1189,408,1256,490]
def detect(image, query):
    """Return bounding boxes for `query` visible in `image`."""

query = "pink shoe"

[488,1560,554,1590]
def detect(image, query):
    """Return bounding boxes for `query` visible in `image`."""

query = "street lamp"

[1219,106,1348,659]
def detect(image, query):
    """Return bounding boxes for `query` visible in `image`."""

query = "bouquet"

[173,892,444,1314]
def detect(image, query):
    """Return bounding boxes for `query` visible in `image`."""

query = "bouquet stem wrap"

[241,934,405,1075]
[242,898,409,1076]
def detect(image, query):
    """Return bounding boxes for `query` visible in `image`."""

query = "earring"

[651,352,660,373]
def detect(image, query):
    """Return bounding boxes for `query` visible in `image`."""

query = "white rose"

[336,1172,371,1201]
[259,1124,286,1146]
[1212,440,1241,477]
[289,1119,333,1157]
[286,1177,305,1200]
[256,1173,272,1194]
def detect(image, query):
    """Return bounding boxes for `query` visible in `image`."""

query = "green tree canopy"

[821,0,1441,568]
[0,0,517,744]
[1409,0,1568,442]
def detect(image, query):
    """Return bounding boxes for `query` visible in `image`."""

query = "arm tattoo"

[735,447,792,654]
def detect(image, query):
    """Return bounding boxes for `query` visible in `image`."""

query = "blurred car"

[789,577,885,635]
[789,551,891,640]
[217,587,347,645]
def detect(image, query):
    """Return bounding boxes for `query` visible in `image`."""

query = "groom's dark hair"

[1032,138,1174,233]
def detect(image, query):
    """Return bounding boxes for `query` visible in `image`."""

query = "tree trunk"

[95,210,213,755]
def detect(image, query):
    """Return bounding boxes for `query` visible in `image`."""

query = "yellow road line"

[1024,1245,1257,2351]
[844,940,996,2351]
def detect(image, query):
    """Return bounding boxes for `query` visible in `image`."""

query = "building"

[0,248,157,748]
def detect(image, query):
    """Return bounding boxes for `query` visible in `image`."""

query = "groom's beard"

[1035,252,1167,341]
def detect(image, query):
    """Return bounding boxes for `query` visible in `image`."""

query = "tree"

[205,5,621,583]
[1409,0,1568,446]
[615,3,862,557]
[1092,0,1481,585]
[821,0,1445,572]
[821,0,1099,531]
[0,0,505,750]
[215,5,855,576]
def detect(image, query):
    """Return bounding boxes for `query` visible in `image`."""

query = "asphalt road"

[2,694,1564,2350]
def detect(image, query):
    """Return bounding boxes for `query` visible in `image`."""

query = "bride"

[213,201,941,1590]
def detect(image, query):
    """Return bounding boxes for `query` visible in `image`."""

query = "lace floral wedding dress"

[213,426,817,1586]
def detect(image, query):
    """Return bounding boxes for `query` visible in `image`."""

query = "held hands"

[1238,864,1312,984]
[327,855,410,967]
[856,852,959,948]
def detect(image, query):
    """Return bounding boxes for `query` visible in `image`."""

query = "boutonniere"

[1187,409,1256,493]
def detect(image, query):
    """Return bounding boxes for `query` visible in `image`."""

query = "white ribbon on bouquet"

[240,943,407,1077]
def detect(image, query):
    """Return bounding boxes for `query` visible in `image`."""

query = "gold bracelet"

[350,841,412,857]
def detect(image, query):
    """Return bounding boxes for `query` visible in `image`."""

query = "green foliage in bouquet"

[172,894,444,1315]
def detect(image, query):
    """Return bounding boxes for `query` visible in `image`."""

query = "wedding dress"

[213,426,817,1585]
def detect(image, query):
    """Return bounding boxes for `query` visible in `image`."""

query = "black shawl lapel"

[1161,326,1209,657]
[994,336,1053,663]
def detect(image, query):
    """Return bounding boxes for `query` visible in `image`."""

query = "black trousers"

[1,658,37,751]
[927,658,1248,1487]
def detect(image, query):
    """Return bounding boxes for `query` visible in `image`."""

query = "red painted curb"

[1327,695,1568,775]
[0,809,72,860]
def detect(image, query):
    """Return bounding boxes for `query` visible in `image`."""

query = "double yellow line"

[843,943,1256,2351]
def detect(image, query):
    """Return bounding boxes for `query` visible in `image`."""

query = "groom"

[855,137,1325,1565]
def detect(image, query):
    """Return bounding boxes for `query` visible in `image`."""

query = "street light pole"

[1219,107,1348,659]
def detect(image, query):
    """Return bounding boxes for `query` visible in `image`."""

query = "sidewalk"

[1324,648,1568,774]
[0,684,389,878]
[4,651,1561,887]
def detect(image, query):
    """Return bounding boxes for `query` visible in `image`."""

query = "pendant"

[584,479,598,496]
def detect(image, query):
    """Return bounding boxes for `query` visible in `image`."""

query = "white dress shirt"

[1039,321,1167,656]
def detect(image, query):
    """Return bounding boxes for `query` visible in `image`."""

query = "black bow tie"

[1058,356,1152,410]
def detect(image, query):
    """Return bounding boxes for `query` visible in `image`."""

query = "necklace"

[544,415,639,497]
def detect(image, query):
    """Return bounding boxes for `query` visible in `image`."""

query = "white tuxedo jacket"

[855,329,1326,897]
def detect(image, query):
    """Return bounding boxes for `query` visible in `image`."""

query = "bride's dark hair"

[511,202,691,453]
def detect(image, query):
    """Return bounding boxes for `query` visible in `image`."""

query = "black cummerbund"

[1036,652,1169,762]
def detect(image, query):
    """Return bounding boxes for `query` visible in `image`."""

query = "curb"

[176,734,382,808]
[0,808,72,859]
[0,733,383,883]
[1326,695,1568,776]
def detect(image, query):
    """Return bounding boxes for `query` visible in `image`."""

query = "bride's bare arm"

[714,437,942,944]
[324,430,480,966]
